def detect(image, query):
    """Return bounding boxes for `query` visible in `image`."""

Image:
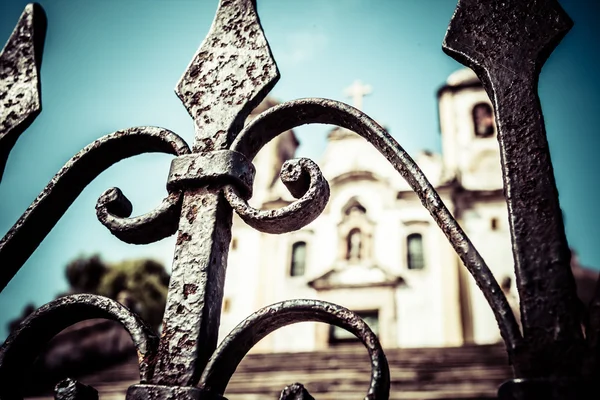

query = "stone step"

[41,344,511,400]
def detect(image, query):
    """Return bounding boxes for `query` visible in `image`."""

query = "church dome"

[446,68,480,86]
[437,68,482,98]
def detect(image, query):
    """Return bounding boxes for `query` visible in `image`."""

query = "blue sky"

[0,0,598,340]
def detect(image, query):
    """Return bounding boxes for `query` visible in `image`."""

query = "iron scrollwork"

[0,0,591,399]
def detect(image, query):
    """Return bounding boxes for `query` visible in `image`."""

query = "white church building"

[218,68,519,353]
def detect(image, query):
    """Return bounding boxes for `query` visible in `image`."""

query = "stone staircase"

[61,343,511,400]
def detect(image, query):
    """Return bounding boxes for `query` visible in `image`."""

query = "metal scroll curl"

[0,126,190,292]
[224,157,330,234]
[0,294,158,399]
[96,187,183,245]
[227,98,522,356]
[199,299,390,400]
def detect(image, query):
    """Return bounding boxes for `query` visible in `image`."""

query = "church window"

[472,103,495,138]
[407,233,425,270]
[290,241,307,277]
[345,202,366,215]
[222,298,231,313]
[346,228,362,261]
[491,217,498,231]
[330,310,379,343]
[339,198,373,264]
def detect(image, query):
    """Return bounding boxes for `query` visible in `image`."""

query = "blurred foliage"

[9,255,170,333]
[8,303,36,334]
[66,255,107,293]
[95,258,170,329]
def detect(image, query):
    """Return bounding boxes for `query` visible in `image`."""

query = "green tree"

[96,258,170,329]
[65,255,107,294]
[8,256,170,333]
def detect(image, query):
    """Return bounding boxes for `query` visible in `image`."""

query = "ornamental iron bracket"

[0,1,593,399]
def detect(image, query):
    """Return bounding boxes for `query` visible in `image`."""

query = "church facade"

[218,68,519,353]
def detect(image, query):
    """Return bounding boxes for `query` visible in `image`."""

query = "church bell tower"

[437,68,503,191]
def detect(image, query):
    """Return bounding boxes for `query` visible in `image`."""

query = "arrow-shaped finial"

[176,0,279,153]
[0,3,47,182]
[443,0,572,80]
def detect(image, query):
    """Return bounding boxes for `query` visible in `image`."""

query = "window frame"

[289,240,307,277]
[471,102,496,138]
[406,232,426,270]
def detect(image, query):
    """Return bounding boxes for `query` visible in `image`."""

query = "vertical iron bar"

[489,72,583,377]
[151,0,279,386]
[443,0,582,378]
[153,188,233,386]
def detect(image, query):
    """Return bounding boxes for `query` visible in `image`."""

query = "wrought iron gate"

[0,0,595,399]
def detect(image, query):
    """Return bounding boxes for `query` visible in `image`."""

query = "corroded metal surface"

[0,294,158,399]
[0,3,46,182]
[126,384,225,400]
[200,300,390,400]
[0,0,590,398]
[153,0,279,387]
[96,188,183,245]
[444,0,581,380]
[167,150,255,199]
[54,378,98,400]
[223,157,330,234]
[279,384,315,400]
[0,126,190,292]
[175,0,279,151]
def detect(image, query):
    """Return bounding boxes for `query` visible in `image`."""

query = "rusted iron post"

[444,0,592,396]
[147,0,278,389]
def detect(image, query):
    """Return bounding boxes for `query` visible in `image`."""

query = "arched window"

[472,103,495,138]
[407,233,425,270]
[346,228,362,261]
[290,241,307,277]
[344,201,366,216]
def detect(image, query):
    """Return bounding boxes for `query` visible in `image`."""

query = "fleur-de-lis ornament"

[153,0,279,387]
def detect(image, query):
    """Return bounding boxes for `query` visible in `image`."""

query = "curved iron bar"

[0,294,159,399]
[223,157,330,234]
[226,98,522,356]
[199,299,390,400]
[0,126,190,292]
[96,188,183,245]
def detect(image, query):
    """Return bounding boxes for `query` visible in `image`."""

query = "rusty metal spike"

[443,0,581,379]
[0,3,47,182]
[153,0,278,386]
[175,0,279,153]
[443,0,572,77]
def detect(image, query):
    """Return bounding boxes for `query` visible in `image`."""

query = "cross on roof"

[344,80,372,110]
